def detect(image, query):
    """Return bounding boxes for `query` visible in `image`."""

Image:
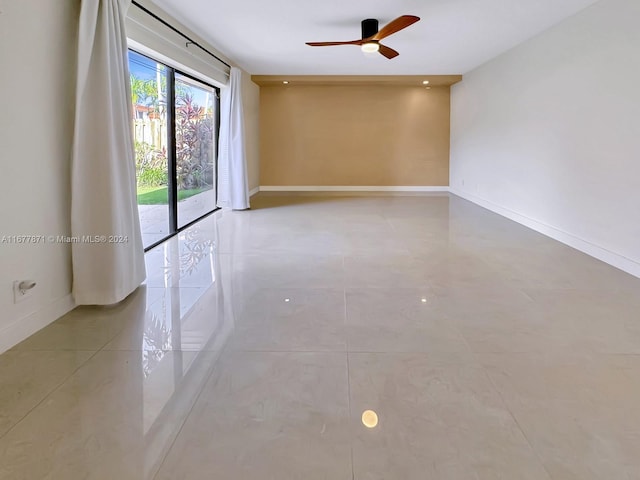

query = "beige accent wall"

[259,83,453,186]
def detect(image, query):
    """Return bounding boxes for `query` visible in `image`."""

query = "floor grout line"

[341,255,356,480]
[149,349,233,479]
[477,357,555,480]
[0,347,102,442]
[344,286,356,480]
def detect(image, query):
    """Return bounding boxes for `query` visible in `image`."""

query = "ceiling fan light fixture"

[361,42,380,53]
[306,15,420,60]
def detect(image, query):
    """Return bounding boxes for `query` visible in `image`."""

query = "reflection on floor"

[1,193,640,479]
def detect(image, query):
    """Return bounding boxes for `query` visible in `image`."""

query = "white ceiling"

[152,0,599,75]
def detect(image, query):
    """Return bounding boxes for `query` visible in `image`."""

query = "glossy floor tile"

[0,350,94,438]
[225,288,347,352]
[348,352,551,480]
[155,352,352,480]
[0,349,219,480]
[479,353,640,480]
[1,194,639,479]
[345,288,469,353]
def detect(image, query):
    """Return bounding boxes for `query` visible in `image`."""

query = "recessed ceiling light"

[284,298,290,302]
[283,81,289,84]
[421,298,428,303]
[422,80,430,85]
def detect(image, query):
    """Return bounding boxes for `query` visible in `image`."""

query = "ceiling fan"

[306,15,420,59]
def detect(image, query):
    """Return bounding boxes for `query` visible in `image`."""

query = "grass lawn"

[137,186,207,205]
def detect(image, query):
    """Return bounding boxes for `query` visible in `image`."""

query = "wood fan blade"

[372,15,420,41]
[378,44,400,59]
[306,40,362,47]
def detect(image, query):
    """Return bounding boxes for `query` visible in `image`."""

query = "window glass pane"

[129,50,170,248]
[175,73,217,228]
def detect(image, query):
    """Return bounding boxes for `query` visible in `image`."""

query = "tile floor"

[1,194,639,479]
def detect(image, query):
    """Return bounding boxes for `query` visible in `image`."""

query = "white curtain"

[71,0,146,305]
[217,67,250,210]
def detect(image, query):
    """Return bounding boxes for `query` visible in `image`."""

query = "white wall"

[0,0,260,353]
[450,0,640,277]
[0,0,80,352]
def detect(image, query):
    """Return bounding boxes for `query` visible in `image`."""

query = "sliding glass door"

[128,50,219,249]
[129,51,170,247]
[174,74,217,229]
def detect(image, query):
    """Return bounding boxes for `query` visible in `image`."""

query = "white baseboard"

[259,185,449,193]
[450,188,640,279]
[248,186,260,197]
[0,294,76,354]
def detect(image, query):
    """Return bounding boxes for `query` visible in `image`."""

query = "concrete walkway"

[138,188,216,247]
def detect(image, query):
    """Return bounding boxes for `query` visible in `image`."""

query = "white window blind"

[126,4,230,86]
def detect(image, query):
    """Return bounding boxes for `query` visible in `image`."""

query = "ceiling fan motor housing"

[361,19,379,40]
[305,15,419,59]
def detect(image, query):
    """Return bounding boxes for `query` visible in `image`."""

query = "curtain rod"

[131,1,232,69]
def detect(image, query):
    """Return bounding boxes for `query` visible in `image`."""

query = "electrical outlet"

[13,280,36,304]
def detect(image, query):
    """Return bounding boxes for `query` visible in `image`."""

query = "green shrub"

[135,140,168,187]
[138,166,167,187]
